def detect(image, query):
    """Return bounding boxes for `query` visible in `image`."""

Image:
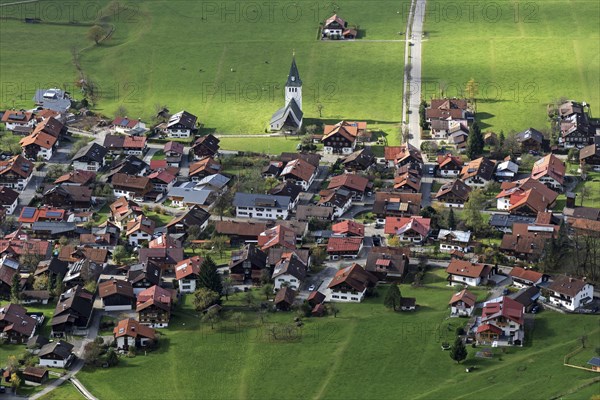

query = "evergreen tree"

[10,273,20,303]
[466,122,484,159]
[384,284,402,311]
[447,208,457,230]
[197,256,223,295]
[450,336,468,364]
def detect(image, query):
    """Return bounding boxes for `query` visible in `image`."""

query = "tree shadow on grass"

[476,112,495,130]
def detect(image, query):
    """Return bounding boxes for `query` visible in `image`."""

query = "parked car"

[308,285,316,291]
[531,305,540,314]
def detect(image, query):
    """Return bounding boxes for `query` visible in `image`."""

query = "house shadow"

[354,29,366,39]
[197,126,217,136]
[303,118,400,128]
[476,112,494,130]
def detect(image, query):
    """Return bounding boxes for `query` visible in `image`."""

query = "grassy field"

[76,269,600,399]
[38,382,85,400]
[422,0,600,133]
[1,1,408,136]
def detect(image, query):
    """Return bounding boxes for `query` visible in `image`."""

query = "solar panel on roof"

[21,207,36,218]
[46,211,62,218]
[11,114,26,121]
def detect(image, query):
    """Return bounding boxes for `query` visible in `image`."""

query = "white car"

[308,285,316,291]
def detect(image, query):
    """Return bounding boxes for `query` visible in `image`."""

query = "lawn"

[77,269,600,400]
[145,211,174,227]
[1,1,408,135]
[422,0,600,133]
[38,382,85,400]
[555,171,600,210]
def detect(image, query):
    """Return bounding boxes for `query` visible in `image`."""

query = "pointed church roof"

[270,98,303,129]
[286,56,302,88]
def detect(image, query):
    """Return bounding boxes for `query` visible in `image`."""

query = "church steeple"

[286,54,302,88]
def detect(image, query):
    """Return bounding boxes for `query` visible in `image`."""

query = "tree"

[201,306,220,329]
[579,186,588,207]
[384,284,402,311]
[213,189,233,221]
[568,148,580,163]
[10,372,21,393]
[46,164,67,180]
[419,100,428,129]
[310,245,327,267]
[115,105,128,118]
[466,121,484,159]
[112,245,128,264]
[198,256,223,295]
[387,235,401,248]
[33,274,49,291]
[6,355,18,374]
[464,189,486,233]
[10,272,20,303]
[193,288,220,312]
[19,253,43,272]
[316,103,324,118]
[83,341,102,365]
[262,283,274,300]
[465,78,478,103]
[222,276,233,300]
[450,336,468,364]
[243,290,256,310]
[211,236,228,260]
[260,268,272,285]
[106,348,119,367]
[447,207,456,230]
[87,25,106,45]
[326,303,339,318]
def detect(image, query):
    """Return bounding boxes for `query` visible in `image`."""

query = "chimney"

[569,278,574,282]
[516,234,520,242]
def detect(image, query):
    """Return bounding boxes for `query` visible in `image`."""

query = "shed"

[23,367,49,385]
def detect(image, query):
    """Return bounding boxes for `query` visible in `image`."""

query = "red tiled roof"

[449,289,477,307]
[123,135,146,149]
[328,173,369,192]
[326,237,363,253]
[384,216,431,237]
[258,225,296,251]
[531,154,565,185]
[175,256,203,280]
[509,267,543,283]
[113,318,156,339]
[332,220,365,236]
[446,260,489,278]
[327,263,376,292]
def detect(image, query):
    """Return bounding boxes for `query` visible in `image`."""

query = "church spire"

[286,53,302,88]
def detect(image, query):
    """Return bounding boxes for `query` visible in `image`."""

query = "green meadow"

[422,0,600,133]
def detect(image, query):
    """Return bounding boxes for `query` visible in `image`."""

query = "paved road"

[402,0,427,151]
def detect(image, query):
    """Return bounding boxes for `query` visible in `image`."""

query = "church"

[269,55,303,133]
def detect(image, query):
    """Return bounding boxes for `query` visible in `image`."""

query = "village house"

[262,161,284,178]
[296,205,334,222]
[384,144,424,170]
[0,303,37,344]
[54,170,96,186]
[229,244,267,284]
[436,154,463,177]
[167,185,215,210]
[189,156,221,181]
[446,259,496,287]
[559,101,598,147]
[163,141,185,166]
[384,216,431,243]
[280,152,321,168]
[137,285,172,328]
[460,157,495,188]
[42,184,92,210]
[0,155,34,190]
[373,192,422,223]
[449,289,477,317]
[258,224,297,252]
[494,159,519,182]
[274,286,296,311]
[23,367,49,385]
[164,110,197,138]
[437,230,472,253]
[51,285,94,337]
[127,263,162,294]
[434,179,471,208]
[322,14,356,39]
[175,256,202,294]
[509,267,547,288]
[393,169,421,193]
[215,220,268,246]
[165,206,211,235]
[449,130,469,152]
[107,155,149,178]
[326,236,363,260]
[327,264,377,302]
[546,275,594,311]
[20,127,58,160]
[194,173,230,194]
[112,173,153,201]
[272,252,307,291]
[476,296,525,346]
[500,223,557,262]
[332,220,365,237]
[317,188,353,218]
[579,138,600,170]
[0,186,19,215]
[515,128,544,153]
[495,178,558,214]
[103,135,147,156]
[510,286,541,313]
[270,56,303,133]
[38,340,75,368]
[279,158,317,191]
[322,121,362,154]
[364,247,409,282]
[191,134,220,160]
[531,154,565,192]
[327,173,371,201]
[71,143,107,172]
[341,147,375,172]
[33,88,71,113]
[425,98,473,126]
[139,245,184,273]
[126,215,157,246]
[98,279,135,311]
[234,192,291,220]
[269,181,301,210]
[109,197,143,229]
[112,116,146,134]
[431,120,469,141]
[1,110,36,131]
[114,318,157,351]
[148,169,176,193]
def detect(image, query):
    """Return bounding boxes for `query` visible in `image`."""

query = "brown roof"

[393,171,421,192]
[274,286,296,305]
[548,275,589,297]
[326,237,363,253]
[0,303,36,337]
[0,186,19,205]
[280,158,316,182]
[215,220,267,237]
[175,256,202,280]
[446,260,490,278]
[1,110,33,123]
[437,154,463,169]
[258,225,296,251]
[449,289,477,307]
[568,217,600,232]
[500,232,547,256]
[98,279,134,299]
[332,220,365,236]
[113,318,156,339]
[20,131,58,149]
[54,170,96,185]
[322,121,359,143]
[531,154,565,185]
[23,367,48,379]
[372,191,422,215]
[32,117,63,137]
[435,179,471,201]
[123,135,146,149]
[296,205,333,221]
[327,264,376,292]
[111,173,151,190]
[580,143,599,162]
[189,157,221,177]
[328,173,369,192]
[0,155,34,179]
[58,245,108,264]
[497,178,558,206]
[460,157,495,181]
[279,152,321,168]
[126,215,156,236]
[509,267,544,283]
